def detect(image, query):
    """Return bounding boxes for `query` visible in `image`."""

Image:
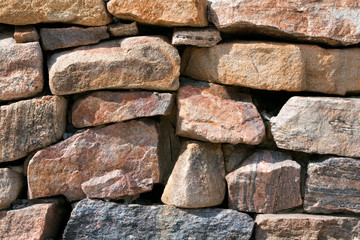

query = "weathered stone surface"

[181,42,360,95]
[162,141,225,208]
[72,91,174,128]
[63,199,254,240]
[108,22,139,37]
[40,26,109,50]
[172,27,222,47]
[107,0,208,27]
[0,203,64,240]
[0,168,23,210]
[255,214,360,240]
[0,96,67,163]
[304,157,360,214]
[223,144,254,174]
[210,0,360,46]
[14,26,39,43]
[49,36,180,95]
[226,150,302,213]
[177,79,265,145]
[0,0,111,26]
[28,119,160,202]
[0,32,43,101]
[271,97,360,157]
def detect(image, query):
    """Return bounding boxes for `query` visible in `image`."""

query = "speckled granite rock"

[14,26,39,43]
[0,168,23,210]
[172,27,222,47]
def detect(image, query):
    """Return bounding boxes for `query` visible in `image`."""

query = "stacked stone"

[0,0,359,239]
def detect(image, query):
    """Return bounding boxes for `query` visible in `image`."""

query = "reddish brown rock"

[226,150,302,213]
[108,22,139,37]
[0,96,67,163]
[72,91,174,128]
[172,27,222,47]
[14,26,39,43]
[0,168,23,210]
[177,79,265,145]
[222,144,254,174]
[28,119,160,202]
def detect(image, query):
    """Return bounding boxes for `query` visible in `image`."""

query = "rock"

[226,150,302,213]
[161,141,225,208]
[107,0,208,27]
[304,157,360,214]
[48,36,180,95]
[72,91,174,128]
[255,214,360,240]
[63,198,254,240]
[108,22,139,37]
[223,144,254,174]
[271,97,360,157]
[177,79,265,145]
[210,0,360,46]
[28,119,160,202]
[40,26,109,51]
[0,96,67,163]
[0,0,111,26]
[0,168,23,210]
[172,27,222,47]
[14,26,39,43]
[181,42,360,95]
[0,203,64,240]
[0,32,43,101]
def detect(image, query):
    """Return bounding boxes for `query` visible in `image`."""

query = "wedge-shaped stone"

[271,97,360,157]
[172,27,222,47]
[14,26,39,43]
[255,214,360,240]
[49,36,180,95]
[28,119,160,202]
[177,79,265,145]
[0,96,66,163]
[181,42,360,95]
[0,168,23,210]
[107,0,208,27]
[223,144,254,174]
[63,199,254,240]
[304,157,360,214]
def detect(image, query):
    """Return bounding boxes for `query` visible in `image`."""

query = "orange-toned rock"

[14,26,39,43]
[0,168,23,210]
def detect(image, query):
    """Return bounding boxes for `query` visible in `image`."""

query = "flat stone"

[14,26,39,43]
[255,214,360,240]
[177,79,265,145]
[0,96,67,163]
[108,22,139,37]
[161,141,225,208]
[107,0,208,27]
[210,0,360,46]
[0,32,43,101]
[172,27,222,47]
[181,42,360,95]
[63,199,254,240]
[72,91,174,128]
[0,0,111,26]
[48,36,180,95]
[223,144,254,174]
[40,26,109,50]
[28,119,160,202]
[304,157,360,214]
[271,97,360,157]
[0,168,23,210]
[226,150,302,213]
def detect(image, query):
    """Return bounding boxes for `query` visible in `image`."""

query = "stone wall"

[0,0,359,239]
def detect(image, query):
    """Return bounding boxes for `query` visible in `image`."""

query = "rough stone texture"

[161,141,225,208]
[172,27,222,47]
[210,0,360,46]
[0,0,111,26]
[223,144,254,174]
[63,199,254,240]
[177,79,265,145]
[0,32,43,101]
[48,36,180,95]
[14,26,39,43]
[108,22,139,37]
[271,97,360,157]
[0,203,64,240]
[40,26,109,51]
[255,214,360,240]
[0,96,67,163]
[0,168,23,210]
[28,119,160,202]
[226,150,302,213]
[107,0,208,27]
[181,41,360,95]
[72,91,174,128]
[304,157,360,214]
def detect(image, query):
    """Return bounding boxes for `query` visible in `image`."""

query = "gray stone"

[223,144,254,174]
[108,22,139,37]
[0,168,23,210]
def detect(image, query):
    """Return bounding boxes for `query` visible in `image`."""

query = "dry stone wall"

[0,0,359,239]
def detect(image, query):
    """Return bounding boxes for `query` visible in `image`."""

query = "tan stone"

[0,168,23,210]
[48,36,180,95]
[14,26,39,43]
[108,22,139,37]
[107,0,208,27]
[172,27,222,47]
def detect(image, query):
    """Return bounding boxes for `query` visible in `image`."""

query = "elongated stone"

[172,27,222,47]
[0,168,23,210]
[48,36,180,95]
[271,97,360,157]
[14,26,39,43]
[108,22,139,37]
